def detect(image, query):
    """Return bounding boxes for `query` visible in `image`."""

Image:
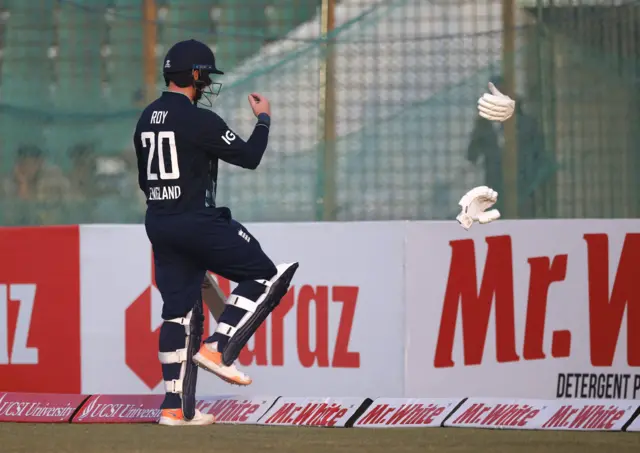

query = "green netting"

[0,0,639,226]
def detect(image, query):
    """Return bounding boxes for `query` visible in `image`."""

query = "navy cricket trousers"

[145,207,277,320]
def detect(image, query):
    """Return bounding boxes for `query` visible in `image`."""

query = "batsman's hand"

[477,82,515,122]
[456,185,501,230]
[248,93,271,117]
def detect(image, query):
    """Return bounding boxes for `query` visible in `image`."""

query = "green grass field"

[1,424,638,453]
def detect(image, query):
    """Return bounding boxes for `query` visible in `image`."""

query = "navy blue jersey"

[133,91,270,214]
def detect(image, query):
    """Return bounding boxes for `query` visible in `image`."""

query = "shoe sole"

[158,416,215,426]
[193,352,252,386]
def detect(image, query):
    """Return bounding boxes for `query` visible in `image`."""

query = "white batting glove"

[456,186,501,230]
[477,82,515,122]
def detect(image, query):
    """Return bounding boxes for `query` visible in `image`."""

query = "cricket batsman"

[133,39,298,426]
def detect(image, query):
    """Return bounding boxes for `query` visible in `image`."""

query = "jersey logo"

[221,130,236,145]
[238,229,251,243]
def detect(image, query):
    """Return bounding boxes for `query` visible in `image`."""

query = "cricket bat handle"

[201,272,226,322]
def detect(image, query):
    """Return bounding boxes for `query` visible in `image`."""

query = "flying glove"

[477,82,515,122]
[456,186,501,230]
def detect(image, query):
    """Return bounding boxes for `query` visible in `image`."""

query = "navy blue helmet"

[163,39,224,107]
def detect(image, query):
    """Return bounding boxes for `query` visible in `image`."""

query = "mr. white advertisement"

[405,220,640,399]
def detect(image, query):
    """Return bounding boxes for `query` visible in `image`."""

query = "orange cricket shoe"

[193,342,252,386]
[158,408,215,426]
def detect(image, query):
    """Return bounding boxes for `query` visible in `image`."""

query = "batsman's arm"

[198,110,270,170]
